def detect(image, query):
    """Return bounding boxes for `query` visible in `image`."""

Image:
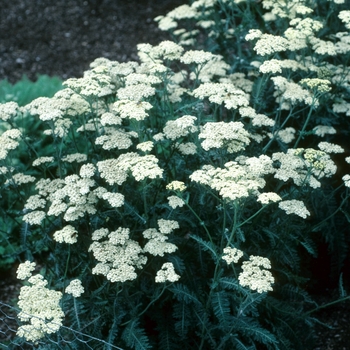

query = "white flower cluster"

[65,279,84,298]
[257,192,282,205]
[16,261,36,280]
[0,129,22,160]
[53,225,78,244]
[5,173,36,186]
[190,156,274,202]
[238,255,274,293]
[113,100,153,121]
[278,199,310,219]
[89,227,147,283]
[271,76,314,109]
[222,247,244,264]
[16,262,64,342]
[273,148,337,189]
[97,152,163,185]
[155,262,180,283]
[163,115,198,140]
[167,195,185,209]
[64,66,115,98]
[339,11,350,30]
[199,121,250,153]
[192,82,249,110]
[155,4,198,31]
[166,181,187,192]
[95,127,137,150]
[143,219,179,257]
[0,101,19,121]
[262,0,313,20]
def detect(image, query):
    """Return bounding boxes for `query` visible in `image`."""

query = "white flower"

[17,261,36,280]
[0,101,19,121]
[199,121,250,153]
[53,225,78,244]
[278,200,310,219]
[257,192,282,204]
[155,263,180,283]
[180,50,218,65]
[137,141,154,152]
[62,153,87,163]
[166,181,187,192]
[17,274,64,342]
[343,174,350,188]
[23,210,46,226]
[89,227,147,283]
[157,219,179,234]
[113,100,153,120]
[65,279,84,298]
[318,142,344,154]
[313,125,336,137]
[168,195,185,209]
[238,255,274,293]
[102,192,125,208]
[163,115,198,140]
[222,247,244,264]
[32,157,55,167]
[79,163,96,178]
[24,195,46,211]
[192,82,249,110]
[253,34,288,56]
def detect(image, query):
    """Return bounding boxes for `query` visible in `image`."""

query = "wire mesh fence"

[0,301,124,349]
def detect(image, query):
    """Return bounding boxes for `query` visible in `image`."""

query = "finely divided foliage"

[1,0,350,349]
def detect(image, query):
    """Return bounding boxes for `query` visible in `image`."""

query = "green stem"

[304,295,350,316]
[73,297,81,331]
[293,101,316,149]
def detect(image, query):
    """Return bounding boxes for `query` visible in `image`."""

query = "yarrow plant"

[1,0,350,349]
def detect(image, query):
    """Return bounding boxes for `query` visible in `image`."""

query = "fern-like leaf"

[121,319,151,350]
[189,234,218,261]
[169,283,201,305]
[211,291,231,327]
[235,317,278,347]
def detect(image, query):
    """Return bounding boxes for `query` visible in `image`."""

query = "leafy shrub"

[0,75,62,271]
[0,75,62,106]
[2,0,350,349]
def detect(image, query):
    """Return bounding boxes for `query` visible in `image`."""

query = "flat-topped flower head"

[193,82,249,110]
[163,115,198,140]
[53,225,78,244]
[17,273,64,342]
[190,160,267,202]
[166,181,187,192]
[65,279,84,298]
[257,192,282,205]
[318,142,344,154]
[17,261,36,280]
[0,101,19,121]
[222,247,244,264]
[238,255,274,293]
[339,11,350,30]
[278,200,310,219]
[180,50,218,65]
[167,195,185,209]
[199,121,250,153]
[313,125,336,137]
[155,262,180,283]
[89,227,147,283]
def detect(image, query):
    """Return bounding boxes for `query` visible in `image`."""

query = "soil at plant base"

[0,0,350,349]
[0,0,187,83]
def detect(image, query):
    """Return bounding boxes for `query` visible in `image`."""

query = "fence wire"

[0,301,124,350]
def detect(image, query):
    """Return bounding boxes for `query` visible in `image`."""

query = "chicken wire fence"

[0,301,124,349]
